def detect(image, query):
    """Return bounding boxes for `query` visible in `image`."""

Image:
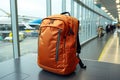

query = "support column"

[10,0,20,59]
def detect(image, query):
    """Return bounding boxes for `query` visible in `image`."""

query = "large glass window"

[66,0,71,13]
[86,8,89,39]
[92,11,96,37]
[84,7,87,40]
[80,7,86,42]
[74,1,77,18]
[18,0,46,18]
[51,0,62,14]
[79,5,83,42]
[17,0,46,56]
[0,0,13,62]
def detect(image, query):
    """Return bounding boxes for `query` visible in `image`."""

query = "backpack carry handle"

[61,12,71,16]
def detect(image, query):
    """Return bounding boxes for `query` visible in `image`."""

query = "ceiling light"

[109,15,113,17]
[117,5,120,8]
[107,13,111,15]
[116,0,119,4]
[94,1,97,4]
[117,8,120,11]
[104,10,108,12]
[101,7,106,10]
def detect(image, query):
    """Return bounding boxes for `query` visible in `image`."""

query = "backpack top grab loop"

[61,12,71,16]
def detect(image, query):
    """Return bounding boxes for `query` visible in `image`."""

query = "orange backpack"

[37,12,80,75]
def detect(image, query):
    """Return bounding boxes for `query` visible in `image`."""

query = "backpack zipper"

[56,29,61,61]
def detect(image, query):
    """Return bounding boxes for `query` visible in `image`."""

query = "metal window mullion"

[84,8,87,40]
[71,0,74,16]
[77,3,80,19]
[46,0,51,16]
[10,0,20,59]
[62,0,66,12]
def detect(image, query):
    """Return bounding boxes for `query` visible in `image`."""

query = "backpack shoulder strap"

[76,20,81,54]
[76,21,87,69]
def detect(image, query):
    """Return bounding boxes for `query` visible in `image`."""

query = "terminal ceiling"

[98,0,119,20]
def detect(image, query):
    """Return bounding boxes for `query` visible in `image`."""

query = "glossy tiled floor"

[0,54,120,80]
[98,34,120,64]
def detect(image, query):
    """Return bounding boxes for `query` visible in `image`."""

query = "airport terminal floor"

[0,32,120,80]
